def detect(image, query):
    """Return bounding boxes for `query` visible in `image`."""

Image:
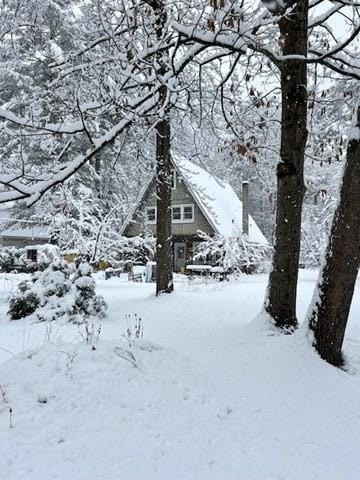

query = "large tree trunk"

[265,0,308,330]
[308,106,360,366]
[155,97,174,295]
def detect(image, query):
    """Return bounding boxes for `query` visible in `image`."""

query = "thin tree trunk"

[308,106,360,366]
[155,92,174,295]
[265,0,308,330]
[149,0,174,295]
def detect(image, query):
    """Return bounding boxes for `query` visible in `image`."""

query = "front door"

[174,242,186,272]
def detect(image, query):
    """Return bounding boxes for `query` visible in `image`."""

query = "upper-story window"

[146,204,194,224]
[172,204,194,223]
[146,206,156,224]
[172,205,181,221]
[183,205,194,221]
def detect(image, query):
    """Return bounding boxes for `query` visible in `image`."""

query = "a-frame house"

[121,157,267,272]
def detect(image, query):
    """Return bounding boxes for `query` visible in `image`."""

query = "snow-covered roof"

[0,226,50,239]
[173,157,267,244]
[122,156,267,244]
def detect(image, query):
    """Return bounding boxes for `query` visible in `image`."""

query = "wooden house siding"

[124,176,215,238]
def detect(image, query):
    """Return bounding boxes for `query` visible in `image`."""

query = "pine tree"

[71,263,107,323]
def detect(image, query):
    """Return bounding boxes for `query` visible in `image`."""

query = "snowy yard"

[1,271,360,480]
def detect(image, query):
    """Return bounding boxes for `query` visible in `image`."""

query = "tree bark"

[308,106,360,366]
[149,0,174,295]
[155,96,174,295]
[265,0,308,330]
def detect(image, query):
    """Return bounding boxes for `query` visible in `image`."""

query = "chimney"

[242,181,249,236]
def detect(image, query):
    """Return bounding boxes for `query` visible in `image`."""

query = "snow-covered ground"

[1,271,360,480]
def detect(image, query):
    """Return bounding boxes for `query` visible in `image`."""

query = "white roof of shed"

[0,226,50,239]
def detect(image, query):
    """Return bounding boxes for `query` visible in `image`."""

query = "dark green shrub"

[8,288,40,320]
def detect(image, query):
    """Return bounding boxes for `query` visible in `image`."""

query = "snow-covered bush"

[8,280,40,320]
[71,263,107,323]
[0,244,62,273]
[117,235,156,264]
[33,260,73,322]
[8,260,107,323]
[0,247,24,272]
[300,196,335,268]
[8,259,72,322]
[33,244,62,270]
[194,233,272,274]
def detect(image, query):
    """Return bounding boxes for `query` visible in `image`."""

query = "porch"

[172,235,204,273]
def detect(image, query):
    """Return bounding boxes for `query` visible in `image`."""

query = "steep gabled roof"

[121,157,268,244]
[120,175,154,236]
[173,157,267,244]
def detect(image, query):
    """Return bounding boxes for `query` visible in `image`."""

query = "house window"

[27,249,38,263]
[183,205,194,221]
[172,204,194,223]
[146,206,157,224]
[172,206,182,221]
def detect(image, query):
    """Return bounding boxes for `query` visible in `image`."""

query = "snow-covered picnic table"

[104,267,124,280]
[186,264,228,280]
[186,264,212,275]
